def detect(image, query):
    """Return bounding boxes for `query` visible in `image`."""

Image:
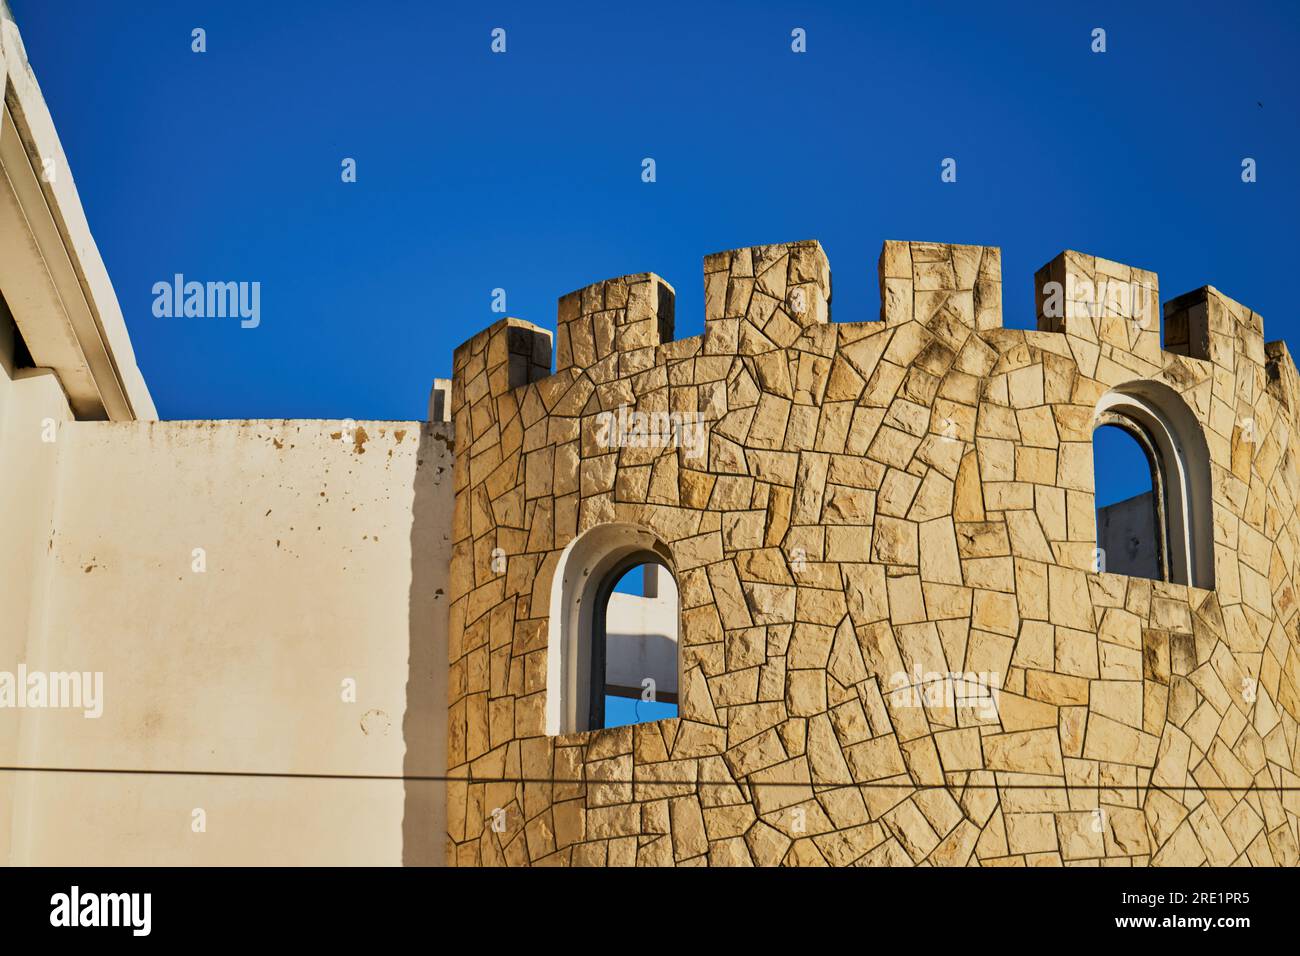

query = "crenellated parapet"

[454,240,1295,410]
[444,236,1300,868]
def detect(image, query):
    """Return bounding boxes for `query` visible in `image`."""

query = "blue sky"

[1093,425,1155,506]
[13,0,1298,424]
[13,1,1291,726]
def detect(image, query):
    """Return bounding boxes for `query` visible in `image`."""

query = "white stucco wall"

[605,565,679,700]
[0,6,454,866]
[0,416,453,865]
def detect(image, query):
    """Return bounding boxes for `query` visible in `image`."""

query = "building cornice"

[0,12,156,421]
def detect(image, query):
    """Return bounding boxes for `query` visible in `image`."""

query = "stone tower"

[445,238,1300,867]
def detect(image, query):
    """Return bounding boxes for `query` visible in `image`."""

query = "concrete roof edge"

[0,11,157,421]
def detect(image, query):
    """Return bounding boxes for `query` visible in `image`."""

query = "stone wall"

[445,238,1300,867]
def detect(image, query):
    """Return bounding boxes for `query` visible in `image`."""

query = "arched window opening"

[1094,420,1164,580]
[547,525,680,735]
[594,561,679,730]
[1092,382,1214,589]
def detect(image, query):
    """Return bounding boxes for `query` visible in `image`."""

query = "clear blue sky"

[1093,425,1154,506]
[12,1,1298,423]
[13,1,1288,725]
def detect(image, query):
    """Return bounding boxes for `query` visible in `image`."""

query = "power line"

[0,765,1294,790]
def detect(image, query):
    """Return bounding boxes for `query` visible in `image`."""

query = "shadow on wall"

[401,423,452,865]
[1097,490,1160,579]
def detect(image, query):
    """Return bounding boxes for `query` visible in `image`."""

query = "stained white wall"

[0,417,453,865]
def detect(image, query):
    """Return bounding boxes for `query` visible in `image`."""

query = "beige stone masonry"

[444,237,1300,867]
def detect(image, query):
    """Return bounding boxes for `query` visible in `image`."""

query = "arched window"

[547,525,680,735]
[1092,382,1214,588]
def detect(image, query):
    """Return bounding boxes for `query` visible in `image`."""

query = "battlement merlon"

[1034,251,1160,351]
[879,240,1003,332]
[702,240,830,352]
[556,272,676,381]
[450,317,552,417]
[1163,285,1267,374]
